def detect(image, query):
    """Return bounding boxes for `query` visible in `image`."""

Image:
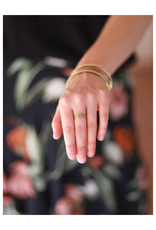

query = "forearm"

[77,15,152,75]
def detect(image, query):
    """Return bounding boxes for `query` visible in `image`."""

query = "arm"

[77,15,152,74]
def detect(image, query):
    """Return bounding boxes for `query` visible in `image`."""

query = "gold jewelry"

[72,64,112,90]
[72,64,111,84]
[74,113,86,119]
[70,69,110,92]
[65,64,113,93]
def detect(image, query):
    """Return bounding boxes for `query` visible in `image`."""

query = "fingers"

[74,109,87,164]
[86,94,97,158]
[97,91,110,141]
[59,99,76,160]
[51,105,63,139]
[52,85,110,163]
[59,90,87,163]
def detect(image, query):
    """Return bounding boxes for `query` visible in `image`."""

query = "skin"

[51,15,152,164]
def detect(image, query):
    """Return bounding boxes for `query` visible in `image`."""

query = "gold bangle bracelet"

[71,64,113,90]
[65,64,113,92]
[71,66,112,90]
[76,63,111,78]
[65,69,111,93]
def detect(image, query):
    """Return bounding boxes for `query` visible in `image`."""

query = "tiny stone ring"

[74,113,86,119]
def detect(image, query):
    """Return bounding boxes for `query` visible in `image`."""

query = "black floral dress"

[3,56,148,215]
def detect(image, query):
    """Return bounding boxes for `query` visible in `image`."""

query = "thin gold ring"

[74,113,86,119]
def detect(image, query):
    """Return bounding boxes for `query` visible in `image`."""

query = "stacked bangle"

[65,64,113,93]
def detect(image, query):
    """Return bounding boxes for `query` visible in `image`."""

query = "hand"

[51,72,110,164]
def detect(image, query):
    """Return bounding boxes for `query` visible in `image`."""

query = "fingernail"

[77,155,86,164]
[99,134,104,141]
[68,153,76,160]
[88,150,94,157]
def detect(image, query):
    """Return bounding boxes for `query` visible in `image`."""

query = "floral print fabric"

[3,56,148,215]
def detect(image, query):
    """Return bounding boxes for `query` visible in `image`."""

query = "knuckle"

[98,88,105,96]
[77,146,86,153]
[88,121,97,129]
[75,90,85,105]
[88,141,96,147]
[59,94,70,107]
[102,112,109,121]
[67,144,75,152]
[98,88,109,99]
[100,113,109,125]
[87,90,96,100]
[75,126,86,134]
[64,125,74,134]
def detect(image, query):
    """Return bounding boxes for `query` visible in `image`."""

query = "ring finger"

[74,109,87,164]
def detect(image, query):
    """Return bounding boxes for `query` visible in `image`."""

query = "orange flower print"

[7,173,37,199]
[54,195,85,215]
[9,161,29,176]
[113,125,135,157]
[64,184,84,202]
[4,162,36,201]
[3,170,14,206]
[6,126,29,160]
[54,196,74,215]
[54,184,85,215]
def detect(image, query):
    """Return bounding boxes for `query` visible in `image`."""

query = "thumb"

[51,105,63,139]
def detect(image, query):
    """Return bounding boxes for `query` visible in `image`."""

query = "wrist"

[76,48,114,76]
[66,63,113,92]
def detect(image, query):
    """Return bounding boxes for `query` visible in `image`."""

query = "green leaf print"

[92,169,118,213]
[25,77,50,107]
[6,58,33,77]
[14,62,46,110]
